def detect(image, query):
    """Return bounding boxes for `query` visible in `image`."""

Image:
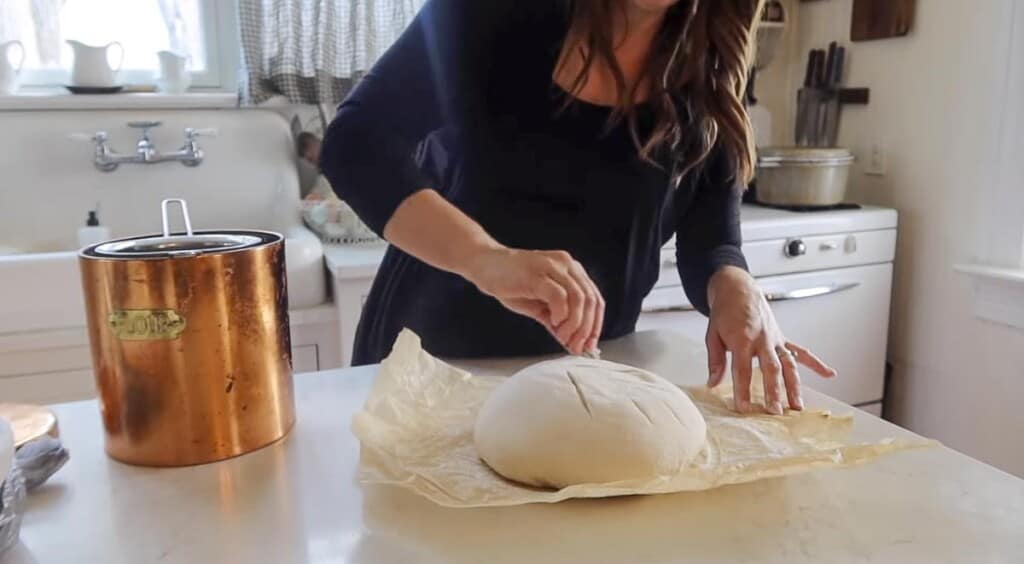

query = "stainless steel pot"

[78,199,295,467]
[756,147,855,206]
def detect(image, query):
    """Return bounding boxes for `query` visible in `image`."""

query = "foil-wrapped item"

[0,465,26,554]
[16,437,69,491]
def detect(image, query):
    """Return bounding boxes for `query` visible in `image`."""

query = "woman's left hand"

[705,266,837,414]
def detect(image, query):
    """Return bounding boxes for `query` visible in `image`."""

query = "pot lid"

[94,233,264,257]
[86,199,278,259]
[757,146,854,165]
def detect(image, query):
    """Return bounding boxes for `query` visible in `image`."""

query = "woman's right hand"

[460,246,605,354]
[380,190,603,353]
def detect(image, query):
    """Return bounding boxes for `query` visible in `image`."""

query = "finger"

[757,346,784,415]
[779,349,803,410]
[533,278,569,327]
[588,286,605,352]
[577,282,602,355]
[577,269,604,353]
[705,329,727,387]
[731,349,753,413]
[545,268,585,348]
[787,342,837,378]
[566,263,596,354]
[570,263,603,354]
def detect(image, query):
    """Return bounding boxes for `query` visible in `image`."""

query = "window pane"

[1,0,206,72]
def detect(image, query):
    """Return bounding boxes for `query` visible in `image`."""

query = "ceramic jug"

[67,40,123,87]
[156,50,190,93]
[0,41,25,95]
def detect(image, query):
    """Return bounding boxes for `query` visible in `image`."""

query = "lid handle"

[161,198,194,238]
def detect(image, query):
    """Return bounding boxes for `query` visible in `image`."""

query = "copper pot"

[79,199,295,467]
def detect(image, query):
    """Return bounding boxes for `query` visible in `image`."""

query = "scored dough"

[473,356,707,489]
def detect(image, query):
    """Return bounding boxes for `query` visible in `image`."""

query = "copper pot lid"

[84,199,280,259]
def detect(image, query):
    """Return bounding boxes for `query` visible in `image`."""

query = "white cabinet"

[332,277,375,367]
[324,244,387,367]
[292,345,320,374]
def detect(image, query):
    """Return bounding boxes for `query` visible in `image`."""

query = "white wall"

[0,109,302,252]
[760,0,1024,476]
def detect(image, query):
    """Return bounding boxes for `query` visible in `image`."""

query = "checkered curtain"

[238,0,424,105]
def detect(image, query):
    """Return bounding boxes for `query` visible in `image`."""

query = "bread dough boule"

[473,356,707,488]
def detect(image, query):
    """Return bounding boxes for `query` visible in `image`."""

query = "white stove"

[639,204,898,416]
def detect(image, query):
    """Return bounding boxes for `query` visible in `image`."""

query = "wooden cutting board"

[851,0,915,41]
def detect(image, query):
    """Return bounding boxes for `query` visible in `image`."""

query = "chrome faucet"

[73,121,216,172]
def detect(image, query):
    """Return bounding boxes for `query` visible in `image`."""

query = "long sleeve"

[320,0,517,235]
[675,146,749,315]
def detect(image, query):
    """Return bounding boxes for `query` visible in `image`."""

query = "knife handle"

[803,50,817,87]
[812,49,827,87]
[831,46,846,87]
[823,42,838,87]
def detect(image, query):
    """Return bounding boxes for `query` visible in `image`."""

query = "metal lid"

[94,233,265,257]
[757,146,854,166]
[84,199,279,259]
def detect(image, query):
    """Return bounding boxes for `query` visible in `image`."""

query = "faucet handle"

[184,127,218,140]
[127,120,162,130]
[127,120,161,140]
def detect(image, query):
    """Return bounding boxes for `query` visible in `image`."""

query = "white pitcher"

[0,40,25,95]
[156,50,190,94]
[67,40,124,87]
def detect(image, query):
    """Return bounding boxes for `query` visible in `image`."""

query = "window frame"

[13,0,239,92]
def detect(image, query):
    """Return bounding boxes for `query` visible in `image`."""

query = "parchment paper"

[352,330,934,508]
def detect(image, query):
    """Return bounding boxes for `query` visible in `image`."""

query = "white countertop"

[323,204,897,280]
[6,330,1021,564]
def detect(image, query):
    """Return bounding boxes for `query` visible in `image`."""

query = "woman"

[321,0,836,414]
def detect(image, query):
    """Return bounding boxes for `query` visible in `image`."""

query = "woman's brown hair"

[558,0,764,186]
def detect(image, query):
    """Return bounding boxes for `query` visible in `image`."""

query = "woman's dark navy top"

[320,0,747,364]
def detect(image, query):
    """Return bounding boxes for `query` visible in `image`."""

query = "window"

[0,0,238,90]
[956,0,1024,330]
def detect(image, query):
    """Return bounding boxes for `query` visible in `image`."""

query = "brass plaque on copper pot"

[108,309,187,340]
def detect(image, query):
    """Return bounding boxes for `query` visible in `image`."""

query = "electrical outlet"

[864,141,887,176]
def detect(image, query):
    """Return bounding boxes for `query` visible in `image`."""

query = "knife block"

[796,87,871,147]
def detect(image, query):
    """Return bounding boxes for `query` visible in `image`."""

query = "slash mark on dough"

[663,400,685,426]
[566,370,592,417]
[632,399,654,425]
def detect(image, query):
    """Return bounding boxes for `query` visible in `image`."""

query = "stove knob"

[784,238,806,258]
